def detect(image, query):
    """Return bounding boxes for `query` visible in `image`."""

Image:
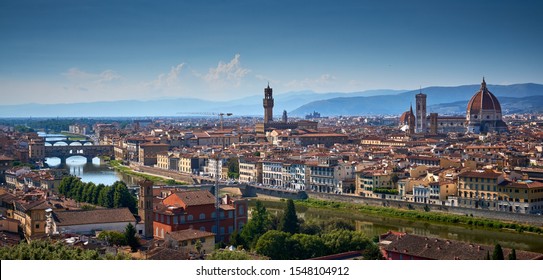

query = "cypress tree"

[508,248,516,260]
[492,244,504,260]
[279,199,299,234]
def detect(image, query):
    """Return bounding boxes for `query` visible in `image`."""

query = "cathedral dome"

[465,78,507,134]
[399,110,414,124]
[466,78,502,117]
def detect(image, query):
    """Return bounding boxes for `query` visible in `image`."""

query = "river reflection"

[254,200,543,253]
[45,156,139,186]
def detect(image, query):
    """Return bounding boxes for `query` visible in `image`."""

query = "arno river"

[46,155,543,253]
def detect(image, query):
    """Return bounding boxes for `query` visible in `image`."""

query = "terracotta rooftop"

[458,170,502,179]
[380,231,543,260]
[166,229,215,241]
[53,208,136,226]
[171,190,216,206]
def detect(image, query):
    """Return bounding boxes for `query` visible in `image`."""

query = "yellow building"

[13,199,52,239]
[164,229,216,257]
[497,180,543,214]
[238,158,262,184]
[355,171,392,198]
[457,170,504,209]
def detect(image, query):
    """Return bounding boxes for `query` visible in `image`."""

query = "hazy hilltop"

[1,84,542,117]
[290,83,543,116]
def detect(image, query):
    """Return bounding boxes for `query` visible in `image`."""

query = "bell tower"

[138,179,154,239]
[416,91,427,133]
[263,83,274,123]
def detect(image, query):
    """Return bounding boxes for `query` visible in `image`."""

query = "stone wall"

[306,191,543,226]
[132,165,195,184]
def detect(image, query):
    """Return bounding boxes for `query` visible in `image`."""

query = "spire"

[410,103,413,113]
[267,82,270,89]
[481,77,486,88]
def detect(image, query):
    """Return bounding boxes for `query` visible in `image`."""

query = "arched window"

[187,215,193,221]
[199,213,206,220]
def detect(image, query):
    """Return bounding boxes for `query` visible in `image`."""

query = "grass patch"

[294,199,543,235]
[109,160,187,185]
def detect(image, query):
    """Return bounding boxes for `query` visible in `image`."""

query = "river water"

[45,156,139,186]
[255,200,543,253]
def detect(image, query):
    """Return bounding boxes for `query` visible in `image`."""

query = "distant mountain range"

[0,89,404,118]
[0,84,542,118]
[290,83,543,116]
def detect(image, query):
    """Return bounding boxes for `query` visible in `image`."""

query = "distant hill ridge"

[290,83,543,116]
[0,83,541,117]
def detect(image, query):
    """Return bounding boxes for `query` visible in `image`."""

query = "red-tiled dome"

[399,110,414,124]
[466,78,502,116]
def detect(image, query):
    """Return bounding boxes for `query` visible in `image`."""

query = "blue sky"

[1,0,542,105]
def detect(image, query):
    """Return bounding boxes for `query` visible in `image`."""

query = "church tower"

[263,83,274,123]
[415,91,427,133]
[138,179,154,239]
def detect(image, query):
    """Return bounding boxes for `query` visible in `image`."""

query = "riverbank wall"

[129,164,195,184]
[306,191,543,226]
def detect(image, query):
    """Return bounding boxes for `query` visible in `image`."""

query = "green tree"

[362,243,383,260]
[255,230,293,260]
[228,230,246,249]
[92,184,105,205]
[321,229,372,255]
[207,250,255,260]
[279,199,299,234]
[492,244,504,260]
[290,234,326,259]
[0,240,131,260]
[508,248,516,260]
[240,201,271,249]
[227,157,239,179]
[124,223,139,252]
[97,231,127,246]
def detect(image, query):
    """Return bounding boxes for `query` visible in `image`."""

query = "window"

[188,215,193,221]
[200,238,206,243]
[180,215,185,224]
[166,216,170,224]
[239,205,244,215]
[200,226,206,232]
[155,213,158,221]
[228,226,233,234]
[160,215,164,223]
[35,224,39,229]
[199,213,206,220]
[228,211,233,219]
[173,216,178,225]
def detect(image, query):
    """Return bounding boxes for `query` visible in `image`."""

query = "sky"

[1,0,542,105]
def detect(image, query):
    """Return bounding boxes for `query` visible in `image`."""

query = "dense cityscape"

[1,80,542,260]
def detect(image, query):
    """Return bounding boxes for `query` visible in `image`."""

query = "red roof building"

[152,190,247,243]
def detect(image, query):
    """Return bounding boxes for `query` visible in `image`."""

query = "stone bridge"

[43,145,114,163]
[45,139,94,146]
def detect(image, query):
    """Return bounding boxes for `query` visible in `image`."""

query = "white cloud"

[202,54,250,86]
[145,63,185,89]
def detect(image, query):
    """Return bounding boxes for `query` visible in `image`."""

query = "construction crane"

[177,112,233,130]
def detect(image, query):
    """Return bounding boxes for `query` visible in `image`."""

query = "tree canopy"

[0,240,131,260]
[58,177,137,213]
